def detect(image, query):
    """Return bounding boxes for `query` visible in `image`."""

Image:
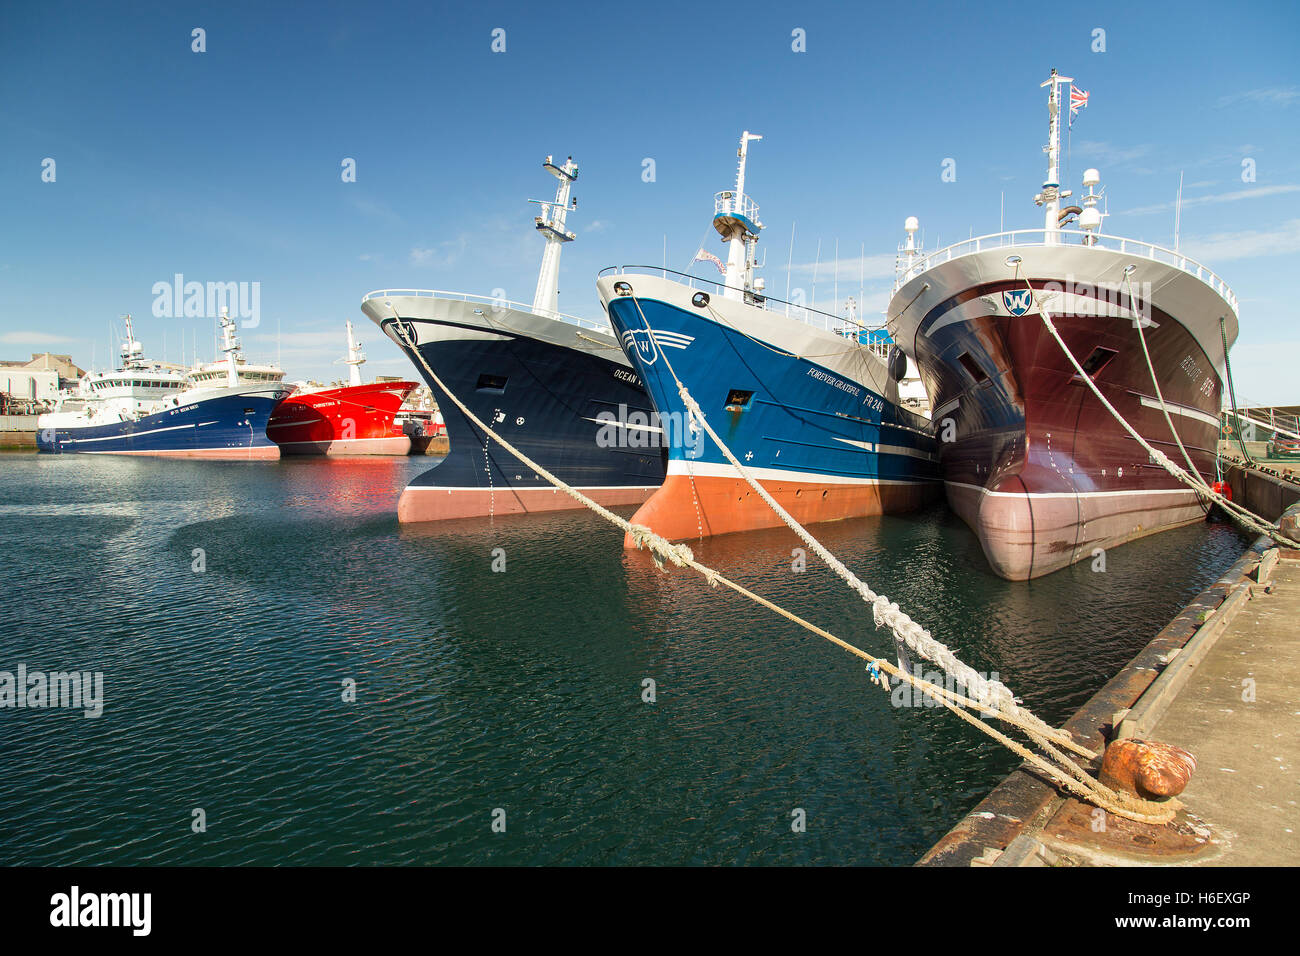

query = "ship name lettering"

[806,367,861,398]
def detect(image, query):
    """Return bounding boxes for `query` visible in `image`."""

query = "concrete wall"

[1227,463,1300,521]
[0,415,37,448]
[0,369,59,402]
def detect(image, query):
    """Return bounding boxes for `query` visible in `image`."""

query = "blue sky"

[2,0,1298,401]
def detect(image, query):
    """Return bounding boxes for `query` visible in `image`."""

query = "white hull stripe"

[404,484,660,493]
[62,423,199,444]
[931,396,961,420]
[580,416,665,434]
[947,479,1202,500]
[1137,396,1221,428]
[666,459,933,485]
[832,437,937,461]
[276,437,407,445]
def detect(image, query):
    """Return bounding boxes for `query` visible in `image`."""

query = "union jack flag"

[1069,85,1090,126]
[693,248,726,275]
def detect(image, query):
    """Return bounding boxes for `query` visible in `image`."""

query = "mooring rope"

[623,295,1067,737]
[1019,276,1300,550]
[618,294,1195,821]
[385,303,1179,824]
[1124,275,1212,494]
[1220,316,1256,467]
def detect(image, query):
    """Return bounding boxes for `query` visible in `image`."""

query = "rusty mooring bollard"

[1099,738,1197,800]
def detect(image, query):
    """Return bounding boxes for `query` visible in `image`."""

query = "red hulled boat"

[268,322,416,456]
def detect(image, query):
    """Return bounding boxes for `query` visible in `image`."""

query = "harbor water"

[0,455,1250,865]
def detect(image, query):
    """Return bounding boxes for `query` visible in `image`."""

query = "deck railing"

[892,229,1239,314]
[362,289,613,334]
[597,265,888,338]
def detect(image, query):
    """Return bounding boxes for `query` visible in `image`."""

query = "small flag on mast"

[693,248,726,275]
[1069,85,1090,126]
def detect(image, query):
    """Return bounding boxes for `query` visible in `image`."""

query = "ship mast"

[530,155,579,319]
[120,314,145,369]
[343,320,366,387]
[218,309,241,388]
[1036,69,1074,246]
[713,131,764,301]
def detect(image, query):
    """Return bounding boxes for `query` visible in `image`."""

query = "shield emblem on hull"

[386,318,419,347]
[1002,289,1034,316]
[621,327,659,366]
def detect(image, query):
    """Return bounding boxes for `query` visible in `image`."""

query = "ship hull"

[890,245,1233,579]
[598,274,940,546]
[269,381,416,456]
[35,387,290,458]
[360,296,664,522]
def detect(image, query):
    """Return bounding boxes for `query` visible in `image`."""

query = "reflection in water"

[0,454,1249,865]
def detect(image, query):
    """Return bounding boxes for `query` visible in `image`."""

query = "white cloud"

[1124,184,1300,216]
[787,253,897,282]
[349,196,402,225]
[586,219,610,232]
[0,331,78,346]
[409,235,469,268]
[1216,87,1300,109]
[1181,219,1300,263]
[1071,140,1154,167]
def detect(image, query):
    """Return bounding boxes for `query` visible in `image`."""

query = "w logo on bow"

[621,327,660,366]
[387,318,419,346]
[620,326,695,367]
[1002,289,1034,316]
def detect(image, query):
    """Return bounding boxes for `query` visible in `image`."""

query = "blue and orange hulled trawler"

[37,312,294,458]
[361,155,665,521]
[597,132,939,544]
[888,71,1239,579]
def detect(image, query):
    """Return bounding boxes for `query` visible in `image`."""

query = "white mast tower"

[713,131,764,301]
[120,314,145,369]
[218,308,242,387]
[530,155,579,319]
[1035,70,1074,246]
[343,320,366,387]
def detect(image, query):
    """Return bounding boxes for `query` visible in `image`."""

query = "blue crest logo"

[1002,289,1034,316]
[387,318,418,346]
[621,327,659,366]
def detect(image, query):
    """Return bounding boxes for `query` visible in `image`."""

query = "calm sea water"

[0,453,1249,865]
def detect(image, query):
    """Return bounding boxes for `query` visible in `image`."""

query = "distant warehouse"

[0,352,85,409]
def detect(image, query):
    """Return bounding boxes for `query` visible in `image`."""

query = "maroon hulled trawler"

[888,70,1239,579]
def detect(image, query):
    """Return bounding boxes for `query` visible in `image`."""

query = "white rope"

[622,294,1083,752]
[384,306,1185,823]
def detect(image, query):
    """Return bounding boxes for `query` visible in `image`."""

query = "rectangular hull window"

[957,353,990,384]
[724,389,754,411]
[1080,346,1118,378]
